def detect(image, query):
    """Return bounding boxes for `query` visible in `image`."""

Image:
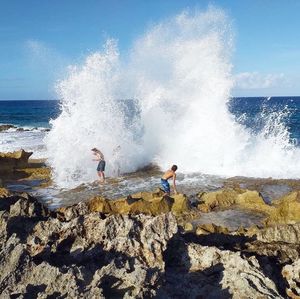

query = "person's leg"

[100,170,105,182]
[98,161,106,182]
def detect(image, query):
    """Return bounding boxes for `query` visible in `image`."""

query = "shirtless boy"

[161,165,178,195]
[91,148,105,182]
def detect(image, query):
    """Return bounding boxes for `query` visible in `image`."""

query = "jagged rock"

[0,189,178,298]
[197,188,273,215]
[0,150,33,173]
[195,223,229,235]
[282,258,300,298]
[265,191,300,225]
[160,241,284,299]
[254,222,300,243]
[246,240,300,264]
[0,188,11,198]
[0,124,16,132]
[1,187,300,298]
[183,222,193,232]
[60,190,190,218]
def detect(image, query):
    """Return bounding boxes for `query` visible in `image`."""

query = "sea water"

[0,100,59,158]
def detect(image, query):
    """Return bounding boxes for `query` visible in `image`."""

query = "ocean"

[0,96,299,160]
[0,100,59,157]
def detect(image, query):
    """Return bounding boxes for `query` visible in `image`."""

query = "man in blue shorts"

[91,148,106,182]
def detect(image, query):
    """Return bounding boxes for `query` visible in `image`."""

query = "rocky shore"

[1,150,300,298]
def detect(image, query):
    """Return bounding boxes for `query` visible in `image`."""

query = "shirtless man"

[161,165,178,195]
[91,148,105,182]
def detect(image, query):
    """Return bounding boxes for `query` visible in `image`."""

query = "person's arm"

[92,153,100,161]
[172,173,178,194]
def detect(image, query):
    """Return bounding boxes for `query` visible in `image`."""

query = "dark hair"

[171,165,178,171]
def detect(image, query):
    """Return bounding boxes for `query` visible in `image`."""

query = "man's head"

[171,165,178,172]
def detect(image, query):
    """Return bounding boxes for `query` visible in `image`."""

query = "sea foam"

[45,7,300,188]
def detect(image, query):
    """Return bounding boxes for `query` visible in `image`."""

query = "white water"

[45,7,300,188]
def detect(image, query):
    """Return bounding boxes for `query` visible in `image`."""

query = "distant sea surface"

[0,97,300,158]
[0,100,60,157]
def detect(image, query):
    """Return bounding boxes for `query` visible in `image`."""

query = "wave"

[0,124,50,133]
[45,6,300,188]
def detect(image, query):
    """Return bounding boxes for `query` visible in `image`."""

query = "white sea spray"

[45,7,300,188]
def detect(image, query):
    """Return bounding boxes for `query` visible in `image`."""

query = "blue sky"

[0,0,300,100]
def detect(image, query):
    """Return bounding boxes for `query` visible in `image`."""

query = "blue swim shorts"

[161,178,170,193]
[97,160,106,172]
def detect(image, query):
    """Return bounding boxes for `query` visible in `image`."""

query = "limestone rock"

[0,150,33,173]
[195,223,229,235]
[0,188,11,198]
[57,190,189,220]
[160,240,284,298]
[197,188,273,215]
[0,124,16,132]
[282,258,300,298]
[265,191,300,225]
[0,190,178,298]
[255,222,300,244]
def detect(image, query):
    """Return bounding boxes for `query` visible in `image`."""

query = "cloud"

[234,72,287,89]
[24,39,69,76]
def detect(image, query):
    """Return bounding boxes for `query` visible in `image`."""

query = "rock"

[197,188,273,215]
[160,240,284,298]
[255,222,300,244]
[282,259,300,298]
[0,188,178,297]
[57,190,190,221]
[195,223,229,235]
[0,150,33,173]
[0,124,16,132]
[265,191,300,225]
[1,186,300,297]
[183,222,193,232]
[0,188,11,198]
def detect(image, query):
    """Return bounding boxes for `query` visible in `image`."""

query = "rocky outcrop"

[0,124,16,132]
[195,223,229,235]
[198,188,300,227]
[57,190,190,220]
[159,237,285,299]
[197,188,273,214]
[0,191,178,298]
[0,150,33,173]
[282,259,300,298]
[265,191,300,225]
[1,188,300,298]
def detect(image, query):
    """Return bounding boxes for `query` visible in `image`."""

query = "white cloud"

[24,39,69,76]
[234,72,286,89]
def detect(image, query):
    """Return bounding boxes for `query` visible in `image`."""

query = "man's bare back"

[161,165,178,195]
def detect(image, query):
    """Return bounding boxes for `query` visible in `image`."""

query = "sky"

[0,0,300,100]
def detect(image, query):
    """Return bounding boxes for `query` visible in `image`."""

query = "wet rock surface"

[1,189,300,298]
[0,150,33,174]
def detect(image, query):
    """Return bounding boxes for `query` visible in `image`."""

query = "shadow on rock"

[6,216,40,243]
[99,275,135,299]
[183,231,256,251]
[157,232,231,298]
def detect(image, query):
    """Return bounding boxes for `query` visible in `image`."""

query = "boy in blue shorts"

[161,165,178,195]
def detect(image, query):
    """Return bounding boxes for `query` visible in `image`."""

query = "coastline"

[1,150,300,297]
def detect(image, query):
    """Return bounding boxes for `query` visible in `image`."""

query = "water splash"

[45,7,300,188]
